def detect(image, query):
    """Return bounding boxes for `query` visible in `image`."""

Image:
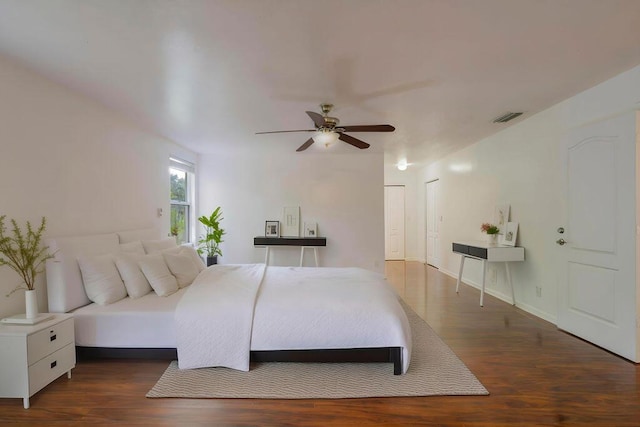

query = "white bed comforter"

[175,264,412,373]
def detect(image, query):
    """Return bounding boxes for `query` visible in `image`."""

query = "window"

[170,157,195,244]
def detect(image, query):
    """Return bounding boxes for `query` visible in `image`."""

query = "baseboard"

[439,267,557,324]
[440,267,513,304]
[385,257,424,263]
[439,267,458,279]
[514,302,557,324]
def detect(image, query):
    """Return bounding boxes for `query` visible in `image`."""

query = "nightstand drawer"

[28,343,75,396]
[27,318,74,365]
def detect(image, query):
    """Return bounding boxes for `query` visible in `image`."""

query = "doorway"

[425,179,441,268]
[384,185,405,260]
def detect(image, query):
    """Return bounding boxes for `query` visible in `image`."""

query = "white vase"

[25,289,38,319]
[487,234,498,245]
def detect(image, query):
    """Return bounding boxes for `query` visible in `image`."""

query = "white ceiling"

[1,0,639,167]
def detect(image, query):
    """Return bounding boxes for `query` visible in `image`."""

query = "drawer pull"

[50,334,57,342]
[50,360,57,369]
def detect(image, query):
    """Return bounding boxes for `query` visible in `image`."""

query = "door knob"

[556,238,567,246]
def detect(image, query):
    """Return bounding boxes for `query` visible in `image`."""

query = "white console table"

[254,237,326,267]
[452,241,525,307]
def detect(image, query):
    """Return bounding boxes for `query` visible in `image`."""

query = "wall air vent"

[493,112,523,123]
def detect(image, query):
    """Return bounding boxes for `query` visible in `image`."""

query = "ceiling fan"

[256,103,395,152]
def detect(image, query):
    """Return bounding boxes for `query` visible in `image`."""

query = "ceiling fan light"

[312,130,340,146]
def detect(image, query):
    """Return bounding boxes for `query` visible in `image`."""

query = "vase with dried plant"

[0,216,54,319]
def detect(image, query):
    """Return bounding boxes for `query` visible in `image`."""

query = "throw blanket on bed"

[175,263,266,370]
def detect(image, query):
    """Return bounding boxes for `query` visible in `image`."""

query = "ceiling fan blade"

[255,129,315,134]
[306,111,326,128]
[296,138,315,152]
[339,133,370,149]
[340,124,395,132]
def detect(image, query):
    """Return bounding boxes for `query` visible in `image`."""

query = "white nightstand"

[0,314,75,408]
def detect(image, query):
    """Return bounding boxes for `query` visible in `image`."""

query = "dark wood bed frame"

[75,346,403,375]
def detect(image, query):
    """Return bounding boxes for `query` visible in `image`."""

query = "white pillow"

[180,245,206,272]
[142,237,178,254]
[138,254,179,296]
[161,245,182,255]
[77,255,127,305]
[114,253,152,298]
[119,240,145,255]
[163,252,200,288]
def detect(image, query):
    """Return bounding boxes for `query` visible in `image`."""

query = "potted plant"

[0,216,54,318]
[481,222,500,244]
[197,207,226,266]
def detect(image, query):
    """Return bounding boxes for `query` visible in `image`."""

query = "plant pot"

[487,234,498,245]
[25,289,38,319]
[206,256,218,266]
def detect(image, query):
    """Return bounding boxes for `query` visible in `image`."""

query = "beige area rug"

[147,303,488,399]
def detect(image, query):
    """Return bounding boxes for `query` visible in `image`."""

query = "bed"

[45,229,412,374]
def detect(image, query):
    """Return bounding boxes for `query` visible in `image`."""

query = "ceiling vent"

[493,112,523,123]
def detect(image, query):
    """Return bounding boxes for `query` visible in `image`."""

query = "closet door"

[384,185,405,260]
[426,179,440,268]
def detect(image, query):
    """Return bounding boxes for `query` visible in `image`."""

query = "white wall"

[0,55,196,317]
[414,64,640,323]
[198,145,385,272]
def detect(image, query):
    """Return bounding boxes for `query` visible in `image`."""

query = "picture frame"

[502,222,519,246]
[281,206,300,237]
[304,222,318,238]
[494,203,510,235]
[265,221,280,237]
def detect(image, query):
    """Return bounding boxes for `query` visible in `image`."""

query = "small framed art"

[502,222,519,246]
[304,222,318,237]
[281,206,300,237]
[494,203,510,233]
[265,221,280,237]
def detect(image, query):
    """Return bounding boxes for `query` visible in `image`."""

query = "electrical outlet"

[536,287,542,298]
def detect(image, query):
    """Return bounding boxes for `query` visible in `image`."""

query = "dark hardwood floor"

[1,261,638,426]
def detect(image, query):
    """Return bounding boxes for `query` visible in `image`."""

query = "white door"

[384,185,405,260]
[557,112,638,362]
[426,179,441,268]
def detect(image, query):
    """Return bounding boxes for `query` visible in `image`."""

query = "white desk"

[452,241,525,306]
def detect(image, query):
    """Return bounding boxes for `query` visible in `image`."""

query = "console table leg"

[456,256,466,293]
[313,248,319,267]
[299,247,304,267]
[480,259,487,307]
[505,262,515,305]
[264,247,270,265]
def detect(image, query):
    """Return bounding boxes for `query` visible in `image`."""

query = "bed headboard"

[45,228,159,313]
[117,228,159,244]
